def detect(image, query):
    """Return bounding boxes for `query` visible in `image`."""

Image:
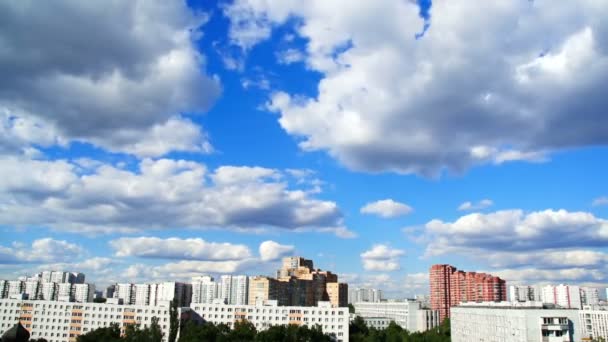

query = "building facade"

[541,285,582,309]
[348,288,383,304]
[509,285,542,302]
[580,306,608,341]
[353,300,440,333]
[0,298,174,342]
[451,302,580,342]
[430,264,506,322]
[580,287,600,306]
[188,300,349,341]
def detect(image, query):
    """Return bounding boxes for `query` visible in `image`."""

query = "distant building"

[326,282,348,308]
[429,264,506,322]
[509,285,541,302]
[353,300,439,332]
[348,288,382,304]
[451,301,580,342]
[72,283,95,303]
[541,284,582,309]
[360,317,391,330]
[580,287,600,306]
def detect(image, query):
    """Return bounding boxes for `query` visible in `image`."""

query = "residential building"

[57,283,73,302]
[103,285,116,299]
[451,301,580,342]
[0,298,174,342]
[353,300,440,332]
[192,276,218,304]
[73,283,95,303]
[360,317,391,330]
[509,285,541,302]
[219,275,249,305]
[429,264,506,322]
[326,282,348,307]
[23,281,39,300]
[7,281,24,298]
[581,287,600,306]
[40,282,57,301]
[114,283,134,304]
[249,276,286,305]
[348,288,383,304]
[188,300,349,341]
[580,305,608,341]
[541,284,582,309]
[0,280,7,299]
[133,284,151,305]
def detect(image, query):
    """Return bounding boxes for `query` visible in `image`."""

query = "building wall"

[189,301,348,342]
[353,300,439,332]
[0,299,173,342]
[580,307,608,341]
[451,304,580,342]
[326,283,348,308]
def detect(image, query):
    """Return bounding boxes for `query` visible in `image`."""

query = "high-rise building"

[249,276,286,305]
[541,284,582,309]
[192,276,218,304]
[114,283,134,304]
[57,283,73,302]
[7,281,24,298]
[219,275,249,305]
[326,282,348,307]
[23,281,40,300]
[73,283,95,303]
[348,288,383,303]
[509,285,541,302]
[39,282,57,301]
[133,284,151,305]
[104,285,116,299]
[0,280,8,299]
[429,264,506,322]
[275,256,339,306]
[581,287,600,306]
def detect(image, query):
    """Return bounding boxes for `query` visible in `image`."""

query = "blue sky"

[1,0,608,298]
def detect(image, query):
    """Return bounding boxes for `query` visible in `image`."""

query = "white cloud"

[592,196,608,206]
[0,156,352,237]
[457,199,494,211]
[0,238,82,264]
[360,199,413,218]
[0,1,220,157]
[424,209,608,256]
[225,0,608,176]
[276,49,305,65]
[259,241,294,261]
[123,260,255,283]
[110,237,252,261]
[360,244,404,271]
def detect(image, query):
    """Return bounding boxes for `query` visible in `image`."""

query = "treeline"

[349,316,451,342]
[77,319,334,342]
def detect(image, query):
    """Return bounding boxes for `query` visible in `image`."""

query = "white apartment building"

[348,288,382,304]
[23,281,39,300]
[509,285,541,302]
[580,306,608,341]
[451,301,580,342]
[353,300,439,332]
[188,300,349,341]
[0,298,174,342]
[219,275,249,305]
[541,285,582,309]
[7,281,24,298]
[57,283,73,302]
[192,276,218,304]
[133,284,151,306]
[40,283,57,301]
[0,281,7,298]
[580,287,600,306]
[114,283,134,304]
[72,284,95,303]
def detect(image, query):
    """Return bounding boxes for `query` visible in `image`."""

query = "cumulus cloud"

[0,238,83,264]
[276,49,305,65]
[110,237,252,261]
[457,199,494,211]
[592,196,608,206]
[360,199,413,218]
[0,156,352,237]
[124,260,254,282]
[0,1,220,157]
[259,241,294,261]
[424,209,608,256]
[225,0,608,176]
[360,244,404,271]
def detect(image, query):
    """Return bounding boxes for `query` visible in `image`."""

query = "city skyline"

[1,0,608,300]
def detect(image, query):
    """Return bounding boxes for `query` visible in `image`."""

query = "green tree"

[93,297,107,303]
[225,320,256,341]
[348,303,355,313]
[76,323,121,342]
[168,300,179,342]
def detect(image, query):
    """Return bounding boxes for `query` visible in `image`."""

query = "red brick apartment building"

[430,264,506,322]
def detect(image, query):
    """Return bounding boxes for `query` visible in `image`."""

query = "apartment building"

[509,285,542,302]
[429,264,506,321]
[541,284,582,309]
[348,288,383,304]
[450,301,580,342]
[580,287,600,306]
[114,282,191,307]
[353,300,440,332]
[72,284,95,303]
[0,298,174,342]
[326,283,348,308]
[188,300,349,341]
[580,305,608,341]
